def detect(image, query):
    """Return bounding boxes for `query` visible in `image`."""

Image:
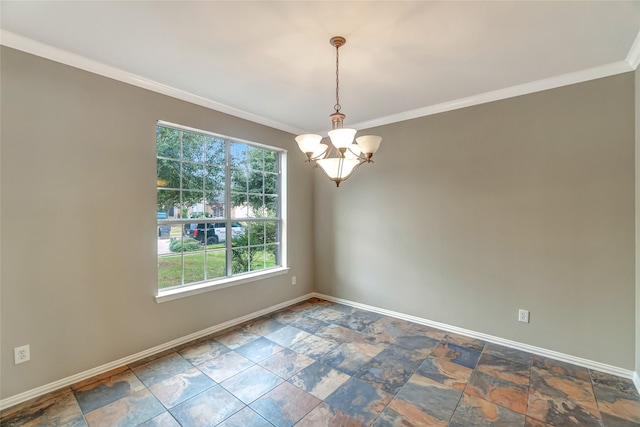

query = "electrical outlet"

[14,345,30,364]
[291,276,297,285]
[518,309,530,323]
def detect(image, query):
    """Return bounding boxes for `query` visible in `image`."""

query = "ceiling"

[1,1,639,135]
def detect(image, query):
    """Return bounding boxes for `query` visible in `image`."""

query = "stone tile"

[476,352,530,386]
[416,355,472,391]
[250,381,321,427]
[324,377,392,425]
[215,328,261,349]
[591,370,640,398]
[169,384,244,427]
[530,366,598,408]
[320,341,384,375]
[235,336,284,363]
[431,342,482,369]
[449,393,525,426]
[128,348,178,369]
[217,407,273,427]
[289,362,350,400]
[533,356,590,382]
[290,334,341,360]
[177,338,230,365]
[483,343,534,366]
[373,406,447,427]
[296,402,366,427]
[393,334,440,358]
[401,323,447,341]
[288,300,319,315]
[221,364,283,404]
[130,353,193,388]
[593,383,640,424]
[527,388,603,426]
[387,374,462,425]
[74,369,145,413]
[244,318,286,336]
[600,412,640,427]
[71,366,130,391]
[316,324,368,344]
[443,333,486,352]
[362,316,414,344]
[332,310,384,332]
[148,367,215,409]
[306,307,348,323]
[465,370,529,414]
[259,348,315,379]
[84,389,165,427]
[525,417,553,427]
[354,343,427,395]
[138,411,181,427]
[265,325,310,348]
[290,315,329,334]
[271,309,301,325]
[197,350,254,383]
[0,388,87,427]
[327,303,359,314]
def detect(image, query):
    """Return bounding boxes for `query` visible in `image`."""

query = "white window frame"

[155,121,288,303]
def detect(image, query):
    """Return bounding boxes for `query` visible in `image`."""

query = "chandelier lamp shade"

[295,36,382,187]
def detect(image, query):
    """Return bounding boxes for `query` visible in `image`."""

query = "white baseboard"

[312,292,638,382]
[0,293,314,411]
[634,372,640,394]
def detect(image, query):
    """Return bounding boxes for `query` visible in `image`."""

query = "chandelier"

[295,36,382,187]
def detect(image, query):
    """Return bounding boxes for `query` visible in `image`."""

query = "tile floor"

[2,297,639,426]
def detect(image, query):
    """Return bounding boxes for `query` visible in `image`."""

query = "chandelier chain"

[334,43,341,113]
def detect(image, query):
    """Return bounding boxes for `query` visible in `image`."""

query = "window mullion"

[224,140,232,277]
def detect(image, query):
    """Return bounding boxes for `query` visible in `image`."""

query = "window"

[156,122,286,295]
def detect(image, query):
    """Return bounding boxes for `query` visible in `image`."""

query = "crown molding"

[350,59,635,132]
[2,29,637,136]
[626,30,640,70]
[0,30,305,136]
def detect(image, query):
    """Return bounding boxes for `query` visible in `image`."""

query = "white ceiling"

[2,1,639,135]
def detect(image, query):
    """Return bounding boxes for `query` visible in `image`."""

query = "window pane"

[157,127,181,159]
[230,143,248,169]
[157,159,180,189]
[205,137,225,165]
[248,222,265,246]
[231,193,248,218]
[264,173,277,195]
[265,221,278,244]
[183,191,204,217]
[265,244,278,268]
[247,146,264,171]
[183,252,205,284]
[205,165,225,194]
[232,248,250,274]
[250,247,265,271]
[157,189,180,215]
[182,133,205,163]
[248,171,264,193]
[182,162,205,190]
[158,252,183,289]
[205,249,226,280]
[264,196,278,217]
[231,168,248,193]
[264,151,277,173]
[248,195,265,217]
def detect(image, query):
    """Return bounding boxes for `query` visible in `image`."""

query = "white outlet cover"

[14,345,30,364]
[518,309,530,323]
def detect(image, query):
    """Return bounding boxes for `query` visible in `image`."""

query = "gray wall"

[314,73,636,369]
[0,47,314,399]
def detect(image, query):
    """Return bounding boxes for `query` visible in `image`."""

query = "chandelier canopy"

[296,36,382,187]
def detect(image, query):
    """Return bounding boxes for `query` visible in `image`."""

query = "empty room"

[1,1,640,426]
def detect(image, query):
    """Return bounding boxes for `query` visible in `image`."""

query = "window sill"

[155,267,290,303]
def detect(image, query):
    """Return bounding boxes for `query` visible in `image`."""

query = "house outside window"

[156,122,285,295]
